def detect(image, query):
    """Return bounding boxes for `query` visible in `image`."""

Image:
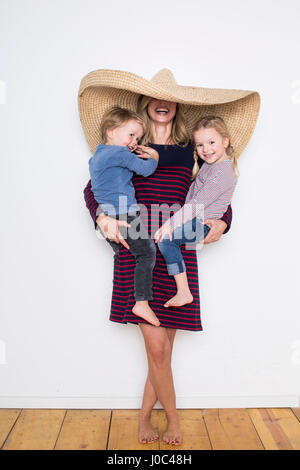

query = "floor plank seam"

[53,409,68,450]
[246,408,266,450]
[201,409,213,450]
[217,408,231,449]
[106,409,113,450]
[291,408,300,423]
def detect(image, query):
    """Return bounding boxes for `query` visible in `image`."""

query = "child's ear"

[223,137,230,149]
[106,128,113,141]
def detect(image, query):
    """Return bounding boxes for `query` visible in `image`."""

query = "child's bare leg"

[132,301,160,327]
[164,272,193,308]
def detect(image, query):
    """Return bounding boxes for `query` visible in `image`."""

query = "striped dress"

[84,142,232,332]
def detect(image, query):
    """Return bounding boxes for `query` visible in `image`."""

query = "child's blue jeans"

[157,218,211,276]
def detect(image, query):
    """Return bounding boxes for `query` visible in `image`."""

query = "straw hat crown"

[151,68,176,88]
[78,68,260,155]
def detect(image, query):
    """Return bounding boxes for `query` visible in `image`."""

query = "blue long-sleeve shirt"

[88,144,158,216]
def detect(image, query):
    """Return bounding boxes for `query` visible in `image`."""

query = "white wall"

[0,0,299,409]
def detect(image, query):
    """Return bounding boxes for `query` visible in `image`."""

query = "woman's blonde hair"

[191,115,239,180]
[100,106,146,144]
[136,95,190,147]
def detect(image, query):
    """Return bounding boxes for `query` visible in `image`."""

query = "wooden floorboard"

[0,409,21,448]
[108,409,159,450]
[2,409,66,450]
[158,409,211,450]
[203,409,241,450]
[266,408,300,449]
[0,408,299,450]
[54,410,111,450]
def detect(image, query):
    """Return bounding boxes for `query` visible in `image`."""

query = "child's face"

[106,120,144,151]
[194,127,229,164]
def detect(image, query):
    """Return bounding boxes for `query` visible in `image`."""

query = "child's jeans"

[96,211,156,301]
[157,218,211,276]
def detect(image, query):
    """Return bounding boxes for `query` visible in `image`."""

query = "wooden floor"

[1,408,300,450]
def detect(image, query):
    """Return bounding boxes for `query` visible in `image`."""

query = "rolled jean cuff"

[134,294,153,301]
[166,259,186,276]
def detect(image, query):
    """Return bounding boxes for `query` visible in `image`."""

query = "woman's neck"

[150,121,174,145]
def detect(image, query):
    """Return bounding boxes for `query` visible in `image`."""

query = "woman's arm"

[203,204,232,244]
[83,179,130,249]
[219,203,232,234]
[83,179,101,229]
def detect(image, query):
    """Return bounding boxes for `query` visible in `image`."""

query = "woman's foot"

[163,414,182,445]
[132,302,160,327]
[164,291,193,308]
[138,413,159,444]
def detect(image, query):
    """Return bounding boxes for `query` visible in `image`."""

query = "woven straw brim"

[78,69,260,156]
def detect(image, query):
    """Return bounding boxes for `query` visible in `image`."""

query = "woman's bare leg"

[138,328,176,443]
[139,324,182,445]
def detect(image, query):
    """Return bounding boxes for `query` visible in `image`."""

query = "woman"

[80,67,260,445]
[84,97,232,445]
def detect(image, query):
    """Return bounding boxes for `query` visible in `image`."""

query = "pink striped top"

[168,159,237,229]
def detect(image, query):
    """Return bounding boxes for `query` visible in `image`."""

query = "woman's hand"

[203,219,227,244]
[96,213,131,250]
[135,145,159,162]
[154,223,174,243]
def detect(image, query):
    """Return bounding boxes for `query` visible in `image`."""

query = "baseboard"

[0,395,299,409]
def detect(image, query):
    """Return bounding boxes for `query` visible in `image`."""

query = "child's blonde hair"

[191,115,239,180]
[100,106,146,144]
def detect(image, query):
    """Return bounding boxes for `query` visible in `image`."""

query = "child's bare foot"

[132,301,160,327]
[164,291,193,308]
[138,413,159,444]
[163,415,182,445]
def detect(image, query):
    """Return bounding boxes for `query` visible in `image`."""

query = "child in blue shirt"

[89,106,160,327]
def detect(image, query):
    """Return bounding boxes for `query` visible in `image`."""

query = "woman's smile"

[147,99,177,122]
[155,107,170,114]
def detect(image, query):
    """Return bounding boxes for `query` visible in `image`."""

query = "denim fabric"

[97,212,156,301]
[157,218,211,276]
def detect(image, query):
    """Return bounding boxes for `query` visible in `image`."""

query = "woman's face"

[147,98,177,124]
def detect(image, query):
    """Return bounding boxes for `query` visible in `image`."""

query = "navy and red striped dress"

[84,141,232,331]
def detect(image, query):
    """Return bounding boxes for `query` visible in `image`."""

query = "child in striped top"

[154,116,238,308]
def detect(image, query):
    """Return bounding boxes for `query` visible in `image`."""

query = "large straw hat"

[78,68,260,156]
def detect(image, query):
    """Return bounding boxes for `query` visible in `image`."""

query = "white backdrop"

[0,0,300,408]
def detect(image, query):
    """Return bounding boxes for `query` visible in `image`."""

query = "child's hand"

[154,223,174,243]
[135,145,159,162]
